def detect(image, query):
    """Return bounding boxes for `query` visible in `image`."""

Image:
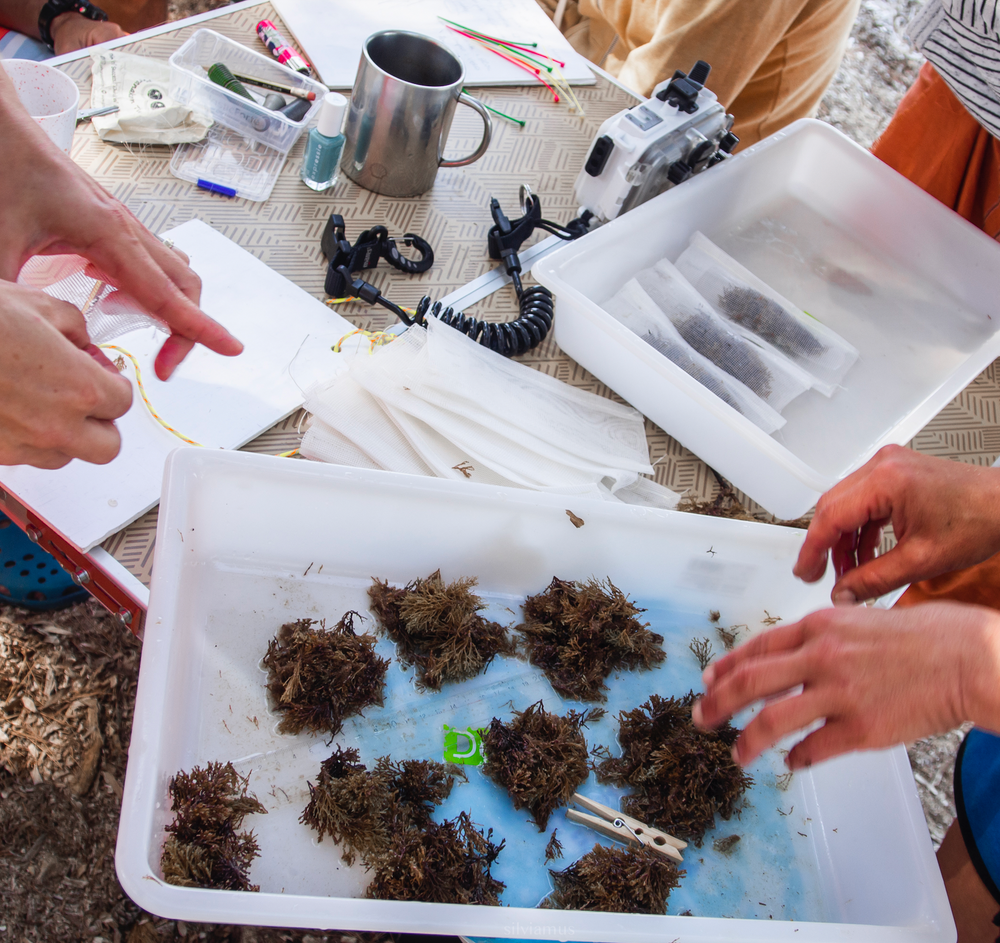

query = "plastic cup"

[1,59,80,154]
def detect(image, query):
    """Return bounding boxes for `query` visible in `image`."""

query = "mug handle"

[439,92,493,168]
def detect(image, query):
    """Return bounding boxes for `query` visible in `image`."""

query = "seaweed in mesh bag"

[717,286,826,358]
[640,333,744,415]
[673,310,773,399]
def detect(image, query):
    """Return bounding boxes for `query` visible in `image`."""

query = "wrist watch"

[38,0,109,49]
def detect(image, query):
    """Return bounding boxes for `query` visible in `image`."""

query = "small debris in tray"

[544,828,564,862]
[368,570,515,690]
[301,746,505,904]
[517,577,665,702]
[594,693,752,845]
[716,285,825,358]
[262,612,389,738]
[689,637,714,670]
[160,761,266,891]
[542,843,684,914]
[482,701,598,831]
[713,833,741,855]
[717,624,742,651]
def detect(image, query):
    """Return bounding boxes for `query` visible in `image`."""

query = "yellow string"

[325,297,417,316]
[331,328,399,354]
[276,449,300,458]
[99,344,204,447]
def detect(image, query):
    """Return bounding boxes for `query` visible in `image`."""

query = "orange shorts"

[873,62,1000,609]
[872,61,1000,240]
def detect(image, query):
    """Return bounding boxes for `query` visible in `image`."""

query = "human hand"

[794,445,1000,605]
[692,602,1000,769]
[0,67,242,379]
[50,12,128,54]
[0,280,133,468]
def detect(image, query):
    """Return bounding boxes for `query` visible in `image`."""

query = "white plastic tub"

[118,448,953,940]
[534,119,1000,518]
[169,29,325,153]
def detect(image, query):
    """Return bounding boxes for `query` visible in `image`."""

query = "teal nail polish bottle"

[301,92,347,191]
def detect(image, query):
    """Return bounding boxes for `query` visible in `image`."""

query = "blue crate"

[0,513,88,610]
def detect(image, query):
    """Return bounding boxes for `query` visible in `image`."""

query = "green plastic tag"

[443,724,485,765]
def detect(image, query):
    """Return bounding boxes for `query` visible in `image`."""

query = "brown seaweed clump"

[301,746,505,904]
[517,577,665,702]
[262,613,390,737]
[543,843,683,914]
[482,701,598,831]
[160,761,266,891]
[367,811,505,905]
[368,570,515,690]
[595,693,752,845]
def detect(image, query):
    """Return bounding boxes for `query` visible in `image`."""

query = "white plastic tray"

[534,119,1000,518]
[118,449,954,940]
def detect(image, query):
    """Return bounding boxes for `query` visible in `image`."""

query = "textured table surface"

[54,2,1000,585]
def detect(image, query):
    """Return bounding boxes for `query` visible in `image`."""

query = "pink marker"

[256,20,312,76]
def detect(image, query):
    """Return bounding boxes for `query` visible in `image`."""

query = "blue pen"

[197,178,238,198]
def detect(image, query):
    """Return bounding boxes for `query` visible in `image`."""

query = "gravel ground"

[2,1,967,939]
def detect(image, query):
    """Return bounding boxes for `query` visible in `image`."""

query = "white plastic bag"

[676,232,859,395]
[633,257,813,412]
[604,280,786,434]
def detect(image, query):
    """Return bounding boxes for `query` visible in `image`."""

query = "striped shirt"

[909,0,1000,138]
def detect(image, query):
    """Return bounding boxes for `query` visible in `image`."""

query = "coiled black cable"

[412,279,554,357]
[334,257,555,357]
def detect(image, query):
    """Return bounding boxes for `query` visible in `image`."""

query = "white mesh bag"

[633,258,814,412]
[304,372,434,477]
[347,320,653,492]
[411,317,652,476]
[18,255,167,343]
[610,475,681,510]
[604,280,786,434]
[299,417,386,471]
[675,232,859,395]
[302,320,673,503]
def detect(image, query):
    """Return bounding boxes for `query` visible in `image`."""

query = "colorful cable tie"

[437,17,538,48]
[462,88,525,128]
[441,19,562,102]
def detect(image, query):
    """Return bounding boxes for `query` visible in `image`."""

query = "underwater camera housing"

[574,61,738,226]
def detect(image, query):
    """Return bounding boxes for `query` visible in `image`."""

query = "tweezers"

[566,792,686,862]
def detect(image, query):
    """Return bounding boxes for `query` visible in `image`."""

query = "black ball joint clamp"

[321,214,434,299]
[322,188,580,357]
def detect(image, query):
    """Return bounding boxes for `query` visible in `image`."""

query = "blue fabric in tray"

[334,595,824,920]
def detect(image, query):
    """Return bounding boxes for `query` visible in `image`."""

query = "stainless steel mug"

[342,30,492,197]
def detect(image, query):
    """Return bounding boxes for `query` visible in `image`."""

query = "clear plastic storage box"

[168,29,325,153]
[117,448,954,941]
[534,119,1000,519]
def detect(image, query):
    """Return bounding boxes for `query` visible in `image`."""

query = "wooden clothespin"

[565,792,686,863]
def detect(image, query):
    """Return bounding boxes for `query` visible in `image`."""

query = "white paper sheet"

[0,219,356,552]
[271,0,596,88]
